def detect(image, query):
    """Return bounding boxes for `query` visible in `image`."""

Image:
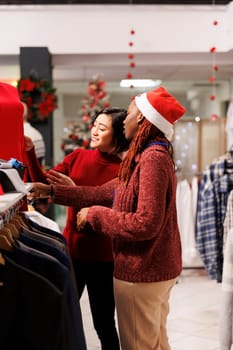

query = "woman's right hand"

[29,182,52,199]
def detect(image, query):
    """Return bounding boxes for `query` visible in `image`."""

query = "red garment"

[0,82,25,162]
[26,147,121,261]
[54,145,182,283]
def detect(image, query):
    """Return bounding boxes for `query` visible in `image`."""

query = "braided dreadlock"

[118,118,174,184]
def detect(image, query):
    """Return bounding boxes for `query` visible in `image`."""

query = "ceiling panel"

[0,0,231,4]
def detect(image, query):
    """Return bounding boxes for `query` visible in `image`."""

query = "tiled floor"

[80,268,221,350]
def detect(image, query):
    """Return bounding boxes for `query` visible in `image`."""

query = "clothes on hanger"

[0,209,87,350]
[176,176,202,267]
[196,155,233,282]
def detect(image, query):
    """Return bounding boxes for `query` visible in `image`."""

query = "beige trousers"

[114,277,177,350]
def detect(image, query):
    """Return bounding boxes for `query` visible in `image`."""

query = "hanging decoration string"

[209,0,219,121]
[126,28,136,97]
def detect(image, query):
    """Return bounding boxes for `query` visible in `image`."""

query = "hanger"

[0,252,5,265]
[15,213,30,228]
[0,235,13,252]
[3,223,19,239]
[0,227,14,244]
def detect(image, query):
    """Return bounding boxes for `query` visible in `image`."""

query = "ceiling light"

[120,79,162,88]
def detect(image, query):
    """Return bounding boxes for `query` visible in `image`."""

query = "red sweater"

[53,144,182,283]
[26,148,121,261]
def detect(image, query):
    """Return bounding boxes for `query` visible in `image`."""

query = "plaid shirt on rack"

[196,159,233,281]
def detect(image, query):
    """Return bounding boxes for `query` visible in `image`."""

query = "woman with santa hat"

[31,86,186,350]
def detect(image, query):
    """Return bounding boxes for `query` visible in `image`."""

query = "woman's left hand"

[77,208,89,230]
[47,169,76,186]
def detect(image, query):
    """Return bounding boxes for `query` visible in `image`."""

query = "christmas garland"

[17,76,58,123]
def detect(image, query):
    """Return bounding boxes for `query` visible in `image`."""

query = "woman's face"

[90,113,115,153]
[124,100,142,140]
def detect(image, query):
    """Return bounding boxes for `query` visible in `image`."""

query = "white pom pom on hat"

[135,86,186,139]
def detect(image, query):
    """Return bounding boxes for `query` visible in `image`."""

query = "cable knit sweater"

[54,144,182,282]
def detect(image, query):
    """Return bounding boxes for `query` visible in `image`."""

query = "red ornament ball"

[213,20,218,26]
[213,64,219,71]
[210,95,216,101]
[209,76,215,83]
[128,54,134,59]
[129,42,133,47]
[210,113,218,121]
[130,30,135,35]
[130,62,136,68]
[127,73,133,79]
[210,46,216,53]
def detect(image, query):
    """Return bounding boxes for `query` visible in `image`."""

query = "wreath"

[17,76,58,123]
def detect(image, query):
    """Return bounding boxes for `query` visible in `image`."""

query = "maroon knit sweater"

[54,144,182,282]
[26,147,121,261]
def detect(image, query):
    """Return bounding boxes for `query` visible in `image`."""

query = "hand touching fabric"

[29,182,52,199]
[47,169,76,186]
[77,208,89,230]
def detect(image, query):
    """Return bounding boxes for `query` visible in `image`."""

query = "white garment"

[23,210,61,233]
[226,101,233,150]
[24,122,45,162]
[176,178,202,267]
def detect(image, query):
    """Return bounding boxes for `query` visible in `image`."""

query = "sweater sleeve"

[87,150,174,241]
[53,178,117,207]
[25,147,47,183]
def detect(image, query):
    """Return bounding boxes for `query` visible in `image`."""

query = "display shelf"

[0,183,32,213]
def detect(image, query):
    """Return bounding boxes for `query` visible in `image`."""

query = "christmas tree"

[61,75,110,155]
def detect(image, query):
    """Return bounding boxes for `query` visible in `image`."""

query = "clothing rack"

[0,183,87,350]
[0,183,32,228]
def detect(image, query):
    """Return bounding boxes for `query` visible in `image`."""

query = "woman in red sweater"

[31,87,186,350]
[25,107,129,350]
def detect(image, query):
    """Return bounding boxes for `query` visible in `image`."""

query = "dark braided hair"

[118,118,174,184]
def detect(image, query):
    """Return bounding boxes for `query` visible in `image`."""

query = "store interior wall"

[1,3,233,174]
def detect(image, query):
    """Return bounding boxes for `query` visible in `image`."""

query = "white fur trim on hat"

[135,92,173,137]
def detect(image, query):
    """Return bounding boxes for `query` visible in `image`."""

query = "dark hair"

[94,107,130,154]
[119,118,174,184]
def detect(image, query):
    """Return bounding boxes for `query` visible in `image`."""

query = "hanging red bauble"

[210,113,218,121]
[127,73,133,79]
[130,85,134,89]
[210,46,216,53]
[213,64,219,71]
[129,42,133,47]
[130,62,135,68]
[210,94,216,101]
[128,54,134,59]
[130,29,135,35]
[209,76,215,83]
[213,20,218,26]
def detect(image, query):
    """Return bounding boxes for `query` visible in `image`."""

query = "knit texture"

[55,145,182,283]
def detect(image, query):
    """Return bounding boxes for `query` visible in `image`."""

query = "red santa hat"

[135,86,186,139]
